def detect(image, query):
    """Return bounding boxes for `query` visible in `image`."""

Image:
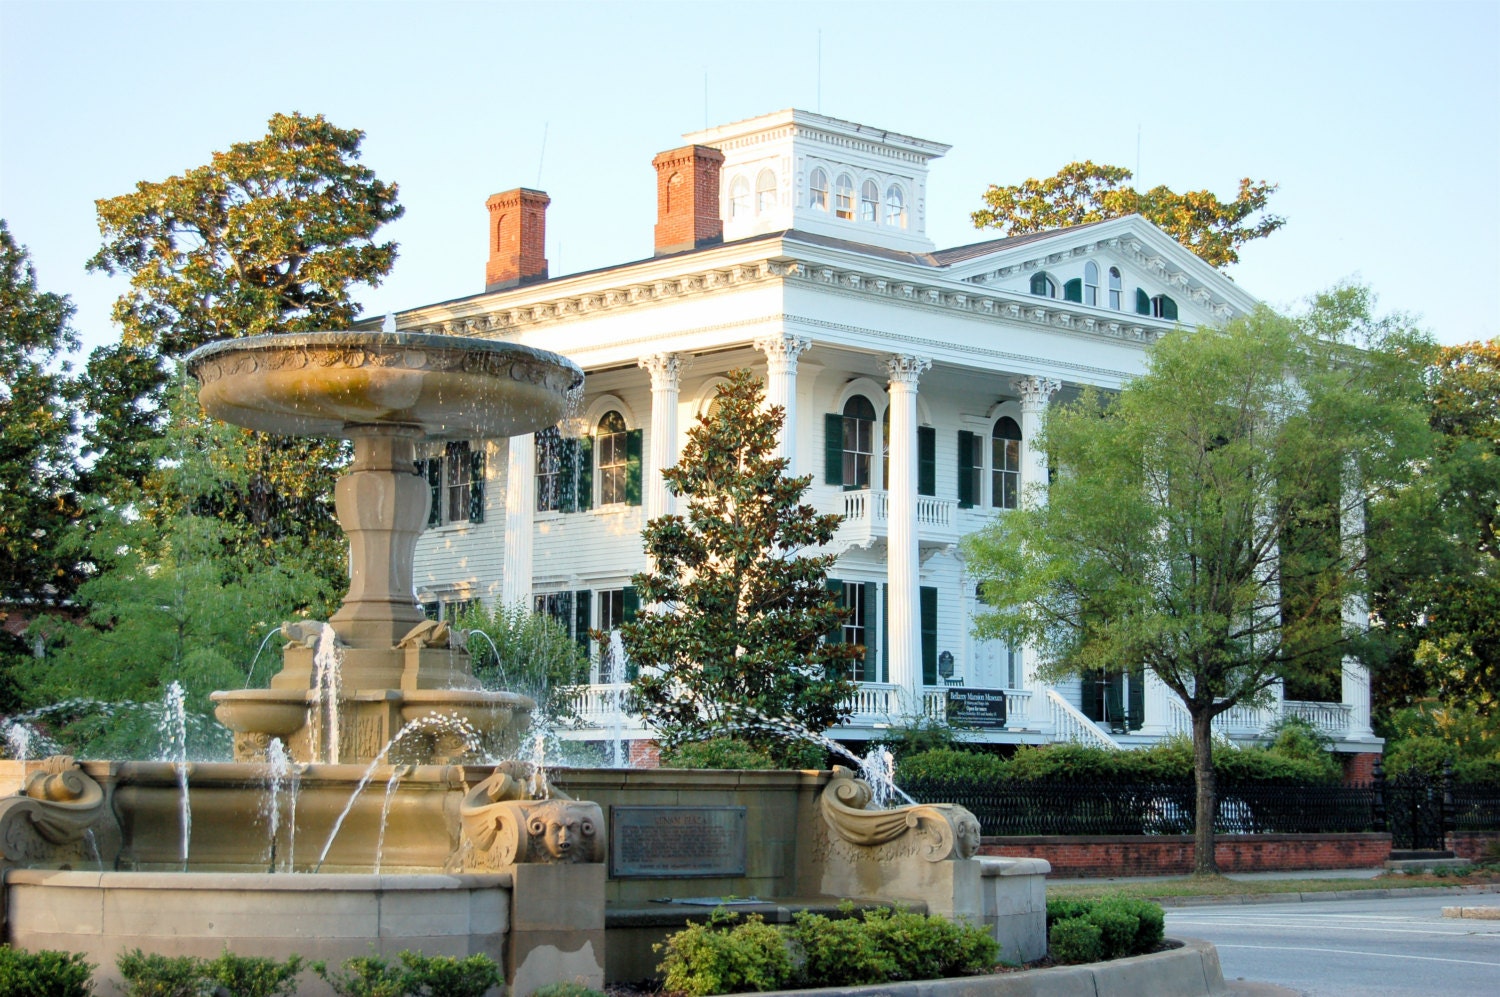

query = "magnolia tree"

[622,370,858,764]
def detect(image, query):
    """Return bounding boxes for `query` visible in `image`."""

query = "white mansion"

[389,109,1378,755]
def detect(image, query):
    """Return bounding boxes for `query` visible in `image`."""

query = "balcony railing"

[1284,700,1354,734]
[831,489,958,546]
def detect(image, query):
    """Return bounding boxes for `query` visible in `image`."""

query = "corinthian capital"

[638,352,688,389]
[754,334,812,372]
[886,354,931,387]
[1012,375,1061,413]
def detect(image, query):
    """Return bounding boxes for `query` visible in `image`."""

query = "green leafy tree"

[971,161,1284,268]
[455,600,591,725]
[622,370,858,763]
[0,221,81,608]
[965,286,1430,874]
[1370,339,1500,714]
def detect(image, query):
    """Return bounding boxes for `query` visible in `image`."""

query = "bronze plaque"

[609,806,748,878]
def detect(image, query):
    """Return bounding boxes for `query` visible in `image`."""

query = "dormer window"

[729,176,750,219]
[809,168,829,211]
[1151,294,1178,321]
[1108,267,1122,309]
[1030,271,1056,298]
[860,180,879,223]
[1084,262,1099,307]
[755,169,777,214]
[834,173,855,219]
[885,184,906,228]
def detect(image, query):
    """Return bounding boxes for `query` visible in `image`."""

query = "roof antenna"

[536,121,549,187]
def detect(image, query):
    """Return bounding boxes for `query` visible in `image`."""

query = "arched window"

[841,395,876,489]
[1083,262,1099,307]
[809,168,829,211]
[1108,266,1122,310]
[860,180,879,223]
[834,173,855,219]
[1151,294,1178,321]
[1030,271,1056,298]
[729,176,750,219]
[596,410,629,505]
[755,169,777,214]
[992,417,1021,510]
[884,184,906,227]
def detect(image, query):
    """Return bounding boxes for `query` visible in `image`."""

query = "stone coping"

[606,896,909,929]
[984,832,1390,846]
[3,870,513,891]
[745,938,1227,997]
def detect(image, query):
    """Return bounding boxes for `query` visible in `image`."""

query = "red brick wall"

[981,833,1392,877]
[1343,752,1381,786]
[652,145,724,255]
[1448,832,1499,862]
[485,188,549,290]
[628,740,662,769]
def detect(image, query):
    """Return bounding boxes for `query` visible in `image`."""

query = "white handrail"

[1045,689,1122,749]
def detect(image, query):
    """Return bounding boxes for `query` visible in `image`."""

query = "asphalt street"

[1165,894,1500,997]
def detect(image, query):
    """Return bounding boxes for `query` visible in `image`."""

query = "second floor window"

[596,410,630,505]
[422,441,484,527]
[841,395,877,489]
[992,417,1021,509]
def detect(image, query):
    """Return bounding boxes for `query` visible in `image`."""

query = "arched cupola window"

[884,184,906,227]
[1108,266,1123,309]
[1151,294,1178,321]
[1030,271,1057,298]
[1083,261,1099,306]
[729,176,750,219]
[755,169,777,214]
[860,180,879,223]
[834,173,855,219]
[809,168,829,211]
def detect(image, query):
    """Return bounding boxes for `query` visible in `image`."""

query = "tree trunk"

[1191,709,1219,876]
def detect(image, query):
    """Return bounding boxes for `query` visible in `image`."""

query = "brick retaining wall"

[981,832,1392,877]
[1449,832,1499,862]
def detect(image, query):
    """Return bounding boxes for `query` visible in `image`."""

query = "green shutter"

[573,590,591,655]
[920,586,938,686]
[426,458,442,527]
[1135,288,1151,316]
[880,584,889,684]
[1063,278,1082,303]
[623,586,640,621]
[861,581,878,680]
[917,426,935,497]
[1160,295,1178,321]
[825,577,843,643]
[1128,668,1145,731]
[824,413,844,487]
[575,435,593,512]
[957,431,975,508]
[468,446,486,523]
[624,428,643,506]
[557,439,576,513]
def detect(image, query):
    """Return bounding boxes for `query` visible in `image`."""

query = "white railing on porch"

[837,489,957,540]
[1284,700,1354,735]
[567,683,636,725]
[1046,689,1122,749]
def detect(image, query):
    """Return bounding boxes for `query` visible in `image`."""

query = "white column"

[638,353,688,521]
[1012,376,1061,510]
[1139,669,1176,736]
[886,355,930,715]
[1340,465,1376,740]
[754,334,811,470]
[501,434,535,609]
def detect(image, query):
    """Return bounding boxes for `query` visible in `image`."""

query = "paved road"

[1166,894,1500,997]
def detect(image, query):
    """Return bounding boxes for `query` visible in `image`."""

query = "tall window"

[423,441,483,527]
[1108,266,1122,309]
[884,184,906,227]
[1083,261,1099,307]
[860,180,879,223]
[535,427,564,513]
[841,395,876,489]
[843,582,870,682]
[596,410,629,505]
[1029,271,1056,298]
[834,173,854,219]
[445,442,473,523]
[755,169,777,214]
[809,168,829,210]
[729,176,750,219]
[991,417,1021,509]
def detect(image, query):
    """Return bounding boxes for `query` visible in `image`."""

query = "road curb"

[1155,883,1500,908]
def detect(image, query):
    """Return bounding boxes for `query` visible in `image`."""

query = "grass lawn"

[1048,869,1500,901]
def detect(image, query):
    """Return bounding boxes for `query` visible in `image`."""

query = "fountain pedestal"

[188,331,583,765]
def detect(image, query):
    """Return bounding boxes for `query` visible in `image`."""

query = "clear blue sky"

[3,1,1495,353]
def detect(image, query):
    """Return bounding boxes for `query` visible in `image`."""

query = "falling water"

[3,720,33,761]
[720,710,917,806]
[372,766,406,874]
[263,737,291,871]
[83,828,102,870]
[466,629,510,689]
[160,681,192,870]
[310,624,343,763]
[244,625,286,688]
[315,713,479,870]
[526,730,550,799]
[604,631,627,768]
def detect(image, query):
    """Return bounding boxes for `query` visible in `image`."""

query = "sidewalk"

[1046,866,1500,908]
[1047,867,1384,888]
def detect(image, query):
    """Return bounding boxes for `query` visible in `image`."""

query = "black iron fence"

[904,768,1500,845]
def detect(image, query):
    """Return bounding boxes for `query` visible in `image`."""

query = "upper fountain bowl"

[186,331,584,440]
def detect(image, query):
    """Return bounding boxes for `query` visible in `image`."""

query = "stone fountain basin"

[210,688,312,739]
[186,331,583,440]
[399,689,533,731]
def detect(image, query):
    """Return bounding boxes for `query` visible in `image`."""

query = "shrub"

[1045,898,1095,927]
[897,748,1008,782]
[1046,896,1164,959]
[201,951,304,997]
[314,954,410,997]
[397,951,502,997]
[1082,902,1139,960]
[1048,917,1103,965]
[116,950,211,997]
[529,985,604,997]
[0,946,95,997]
[789,910,895,986]
[655,911,794,996]
[855,907,999,981]
[662,738,780,770]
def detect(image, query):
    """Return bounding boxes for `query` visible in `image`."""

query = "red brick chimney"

[652,145,725,256]
[485,188,550,291]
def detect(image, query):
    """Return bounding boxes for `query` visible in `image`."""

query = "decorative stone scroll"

[0,756,122,870]
[459,763,605,870]
[819,767,980,863]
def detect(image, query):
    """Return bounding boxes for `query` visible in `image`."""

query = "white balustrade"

[835,489,956,543]
[1284,700,1353,738]
[1045,688,1122,749]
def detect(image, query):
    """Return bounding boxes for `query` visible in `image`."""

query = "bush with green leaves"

[788,910,895,986]
[662,737,825,770]
[314,950,501,997]
[1046,895,1165,961]
[656,910,794,996]
[1048,917,1103,965]
[116,950,209,997]
[0,946,95,997]
[854,906,999,981]
[201,951,303,997]
[528,984,604,997]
